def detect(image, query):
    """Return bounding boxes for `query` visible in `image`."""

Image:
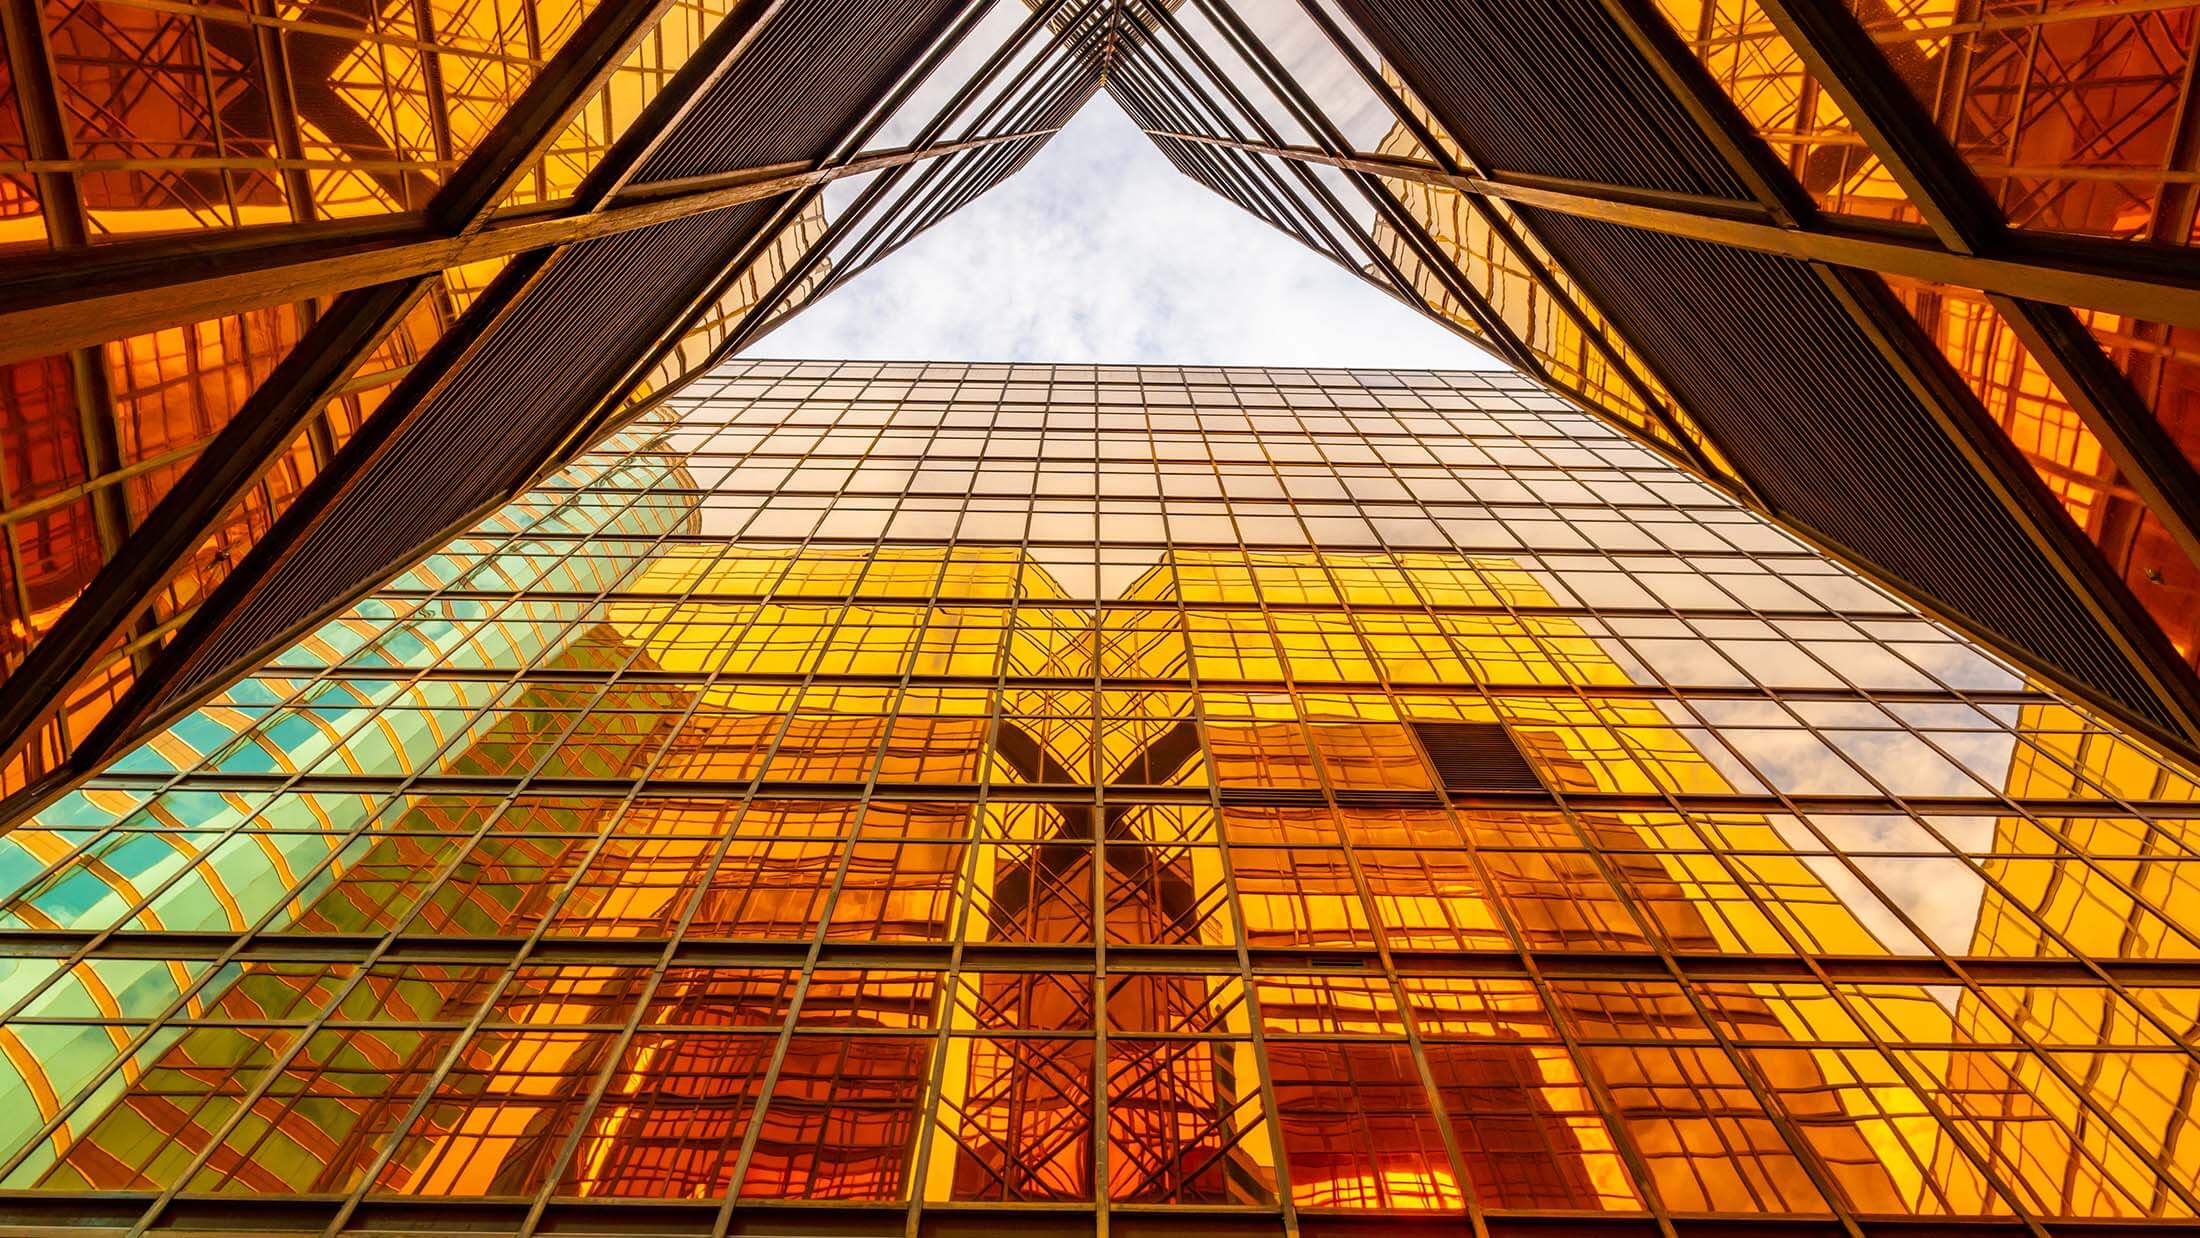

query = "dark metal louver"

[1216,787,1332,807]
[1410,721,1545,793]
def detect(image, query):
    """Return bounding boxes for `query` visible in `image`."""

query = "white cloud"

[749,99,1503,369]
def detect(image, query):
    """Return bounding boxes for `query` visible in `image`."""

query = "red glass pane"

[1266,1041,1463,1211]
[737,1034,930,1201]
[559,1031,775,1198]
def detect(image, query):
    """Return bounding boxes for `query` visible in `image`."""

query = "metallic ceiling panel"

[1332,0,2200,754]
[130,0,970,723]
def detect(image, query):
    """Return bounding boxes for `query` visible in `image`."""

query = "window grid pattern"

[0,361,2195,1234]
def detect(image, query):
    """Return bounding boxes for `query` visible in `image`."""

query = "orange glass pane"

[30,0,606,237]
[1308,720,1434,789]
[1584,1042,1833,1213]
[560,1030,773,1197]
[1889,279,2110,521]
[47,0,296,238]
[1204,719,1320,786]
[5,496,103,646]
[118,291,450,632]
[653,707,780,780]
[0,50,46,247]
[498,0,745,211]
[1856,0,2200,241]
[1879,281,2200,671]
[1229,845,1373,949]
[1102,843,1232,946]
[737,1034,929,1201]
[151,434,320,619]
[1425,1039,1642,1211]
[1107,1037,1274,1204]
[327,291,453,439]
[825,838,967,941]
[0,357,80,510]
[683,837,843,938]
[943,1035,1095,1201]
[56,627,131,748]
[370,1028,616,1196]
[2,357,98,661]
[1651,0,1920,224]
[106,303,307,517]
[2126,512,2200,667]
[1267,1041,1464,1211]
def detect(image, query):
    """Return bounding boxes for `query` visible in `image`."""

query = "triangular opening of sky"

[748,98,1505,368]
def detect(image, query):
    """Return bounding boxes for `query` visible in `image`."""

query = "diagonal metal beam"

[0,0,713,785]
[841,22,1115,274]
[0,137,1050,366]
[810,8,1116,295]
[1110,42,1364,270]
[1284,0,1749,498]
[38,0,1042,812]
[1750,0,2200,592]
[1141,0,1542,374]
[425,0,692,232]
[49,0,964,778]
[598,0,1101,430]
[1109,3,1374,265]
[1818,262,2200,749]
[1196,0,1730,489]
[0,0,160,684]
[1145,131,2200,332]
[1286,0,2200,756]
[1597,0,2200,748]
[0,281,433,776]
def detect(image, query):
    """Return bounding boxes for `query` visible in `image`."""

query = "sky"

[749,99,1500,368]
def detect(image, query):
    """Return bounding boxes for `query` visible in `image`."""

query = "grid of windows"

[0,361,2194,1234]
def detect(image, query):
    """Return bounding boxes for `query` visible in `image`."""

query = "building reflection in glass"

[0,362,2193,1231]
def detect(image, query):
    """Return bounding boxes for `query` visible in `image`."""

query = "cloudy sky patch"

[751,100,1500,368]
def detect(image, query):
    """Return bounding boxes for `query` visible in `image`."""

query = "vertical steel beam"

[249,0,319,224]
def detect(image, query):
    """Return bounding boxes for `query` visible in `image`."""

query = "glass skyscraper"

[10,0,2200,803]
[0,361,2192,1235]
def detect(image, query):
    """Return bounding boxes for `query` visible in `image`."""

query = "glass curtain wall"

[0,360,2194,1234]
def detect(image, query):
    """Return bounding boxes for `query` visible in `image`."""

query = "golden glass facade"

[0,361,2194,1235]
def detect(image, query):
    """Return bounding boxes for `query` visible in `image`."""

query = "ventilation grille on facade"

[1409,722,1546,793]
[1334,789,1447,809]
[1217,787,1332,807]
